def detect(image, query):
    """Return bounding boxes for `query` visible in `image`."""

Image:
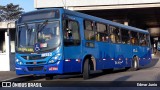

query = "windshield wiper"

[24,23,31,32]
[37,20,48,32]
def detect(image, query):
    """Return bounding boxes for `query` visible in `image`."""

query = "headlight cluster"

[48,54,61,64]
[16,59,23,65]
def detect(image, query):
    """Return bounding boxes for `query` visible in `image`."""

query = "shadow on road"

[1,75,45,82]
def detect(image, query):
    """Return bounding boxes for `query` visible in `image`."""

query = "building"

[34,0,160,39]
[0,21,15,71]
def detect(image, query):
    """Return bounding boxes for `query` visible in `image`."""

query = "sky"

[0,0,35,12]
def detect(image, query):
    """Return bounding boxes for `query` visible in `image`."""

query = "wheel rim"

[134,60,137,69]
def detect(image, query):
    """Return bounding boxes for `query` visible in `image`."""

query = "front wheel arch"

[81,54,96,73]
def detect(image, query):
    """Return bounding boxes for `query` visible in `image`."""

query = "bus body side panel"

[114,44,125,68]
[97,42,115,70]
[118,44,133,68]
[136,46,151,66]
[97,42,132,70]
[63,46,82,73]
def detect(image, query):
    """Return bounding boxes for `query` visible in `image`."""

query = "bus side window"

[130,31,139,45]
[84,20,94,40]
[109,25,121,43]
[63,19,80,46]
[139,33,148,46]
[96,23,109,42]
[63,20,73,39]
[121,29,130,44]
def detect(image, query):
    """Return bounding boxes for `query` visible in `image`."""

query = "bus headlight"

[48,59,56,64]
[16,59,23,65]
[54,54,61,59]
[48,54,61,64]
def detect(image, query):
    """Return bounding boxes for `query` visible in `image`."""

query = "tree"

[0,3,24,21]
[0,5,3,21]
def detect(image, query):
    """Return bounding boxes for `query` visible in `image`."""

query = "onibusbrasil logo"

[2,82,42,87]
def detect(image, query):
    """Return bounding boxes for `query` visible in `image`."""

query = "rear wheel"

[45,74,53,80]
[83,58,91,80]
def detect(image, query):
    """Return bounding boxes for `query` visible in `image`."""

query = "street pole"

[6,22,12,71]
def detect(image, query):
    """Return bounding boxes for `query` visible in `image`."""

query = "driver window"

[63,19,80,46]
[37,22,60,43]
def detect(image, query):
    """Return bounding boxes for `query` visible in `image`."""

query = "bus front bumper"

[15,61,63,75]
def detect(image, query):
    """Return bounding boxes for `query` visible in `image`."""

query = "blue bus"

[157,41,160,51]
[15,8,152,80]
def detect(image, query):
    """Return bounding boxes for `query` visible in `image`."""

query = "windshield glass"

[17,21,60,53]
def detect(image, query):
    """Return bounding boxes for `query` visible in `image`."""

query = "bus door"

[63,15,82,73]
[83,20,100,69]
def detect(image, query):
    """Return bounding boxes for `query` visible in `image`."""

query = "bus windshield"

[17,21,60,53]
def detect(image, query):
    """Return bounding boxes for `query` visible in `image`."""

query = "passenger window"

[109,25,121,43]
[84,20,93,30]
[130,31,139,45]
[63,19,80,46]
[96,23,109,42]
[139,33,148,46]
[84,20,95,40]
[121,29,130,44]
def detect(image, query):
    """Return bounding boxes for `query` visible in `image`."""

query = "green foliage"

[0,3,24,21]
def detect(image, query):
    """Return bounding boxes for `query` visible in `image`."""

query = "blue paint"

[15,8,152,76]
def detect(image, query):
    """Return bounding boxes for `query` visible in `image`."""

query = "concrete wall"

[149,28,160,37]
[0,53,10,71]
[0,22,15,71]
[0,22,15,29]
[34,0,160,10]
[0,32,10,71]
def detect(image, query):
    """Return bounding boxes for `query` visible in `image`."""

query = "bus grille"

[22,55,46,60]
[27,66,43,71]
[26,61,46,65]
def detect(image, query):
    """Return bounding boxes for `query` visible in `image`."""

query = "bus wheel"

[83,58,91,80]
[45,74,53,80]
[132,56,139,71]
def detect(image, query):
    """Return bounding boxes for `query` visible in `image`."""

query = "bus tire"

[83,58,91,80]
[45,74,53,80]
[132,56,139,71]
